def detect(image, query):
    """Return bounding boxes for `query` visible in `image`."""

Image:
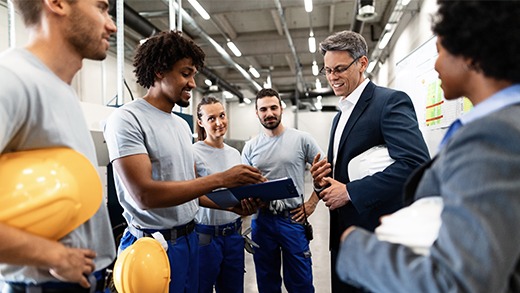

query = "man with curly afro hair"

[103,30,265,292]
[334,1,520,292]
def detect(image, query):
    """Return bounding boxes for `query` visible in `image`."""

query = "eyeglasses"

[319,56,361,76]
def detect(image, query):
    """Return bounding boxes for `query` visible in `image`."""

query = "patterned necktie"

[439,119,463,149]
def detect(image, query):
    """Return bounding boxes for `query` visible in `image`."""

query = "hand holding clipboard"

[206,177,298,208]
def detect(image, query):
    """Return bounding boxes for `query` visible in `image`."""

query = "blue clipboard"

[206,177,299,208]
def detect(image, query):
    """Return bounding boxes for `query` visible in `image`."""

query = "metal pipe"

[116,0,125,105]
[176,0,182,32]
[7,0,15,48]
[109,2,159,38]
[108,2,245,102]
[169,0,176,30]
[273,0,307,93]
[163,0,262,94]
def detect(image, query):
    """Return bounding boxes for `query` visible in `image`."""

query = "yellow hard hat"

[113,237,171,293]
[0,147,102,240]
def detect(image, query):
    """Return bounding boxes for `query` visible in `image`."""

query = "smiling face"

[323,51,368,98]
[197,102,228,142]
[157,58,198,107]
[256,95,283,130]
[64,0,117,61]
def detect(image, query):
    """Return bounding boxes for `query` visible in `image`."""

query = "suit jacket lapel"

[328,112,341,163]
[336,81,375,156]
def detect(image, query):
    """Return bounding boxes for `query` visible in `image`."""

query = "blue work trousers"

[252,212,314,293]
[119,229,199,293]
[197,226,244,293]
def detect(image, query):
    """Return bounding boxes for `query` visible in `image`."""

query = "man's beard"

[261,117,281,130]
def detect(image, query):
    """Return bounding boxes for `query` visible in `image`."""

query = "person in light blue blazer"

[335,1,520,292]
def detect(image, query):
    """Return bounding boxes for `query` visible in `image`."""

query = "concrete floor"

[243,175,332,293]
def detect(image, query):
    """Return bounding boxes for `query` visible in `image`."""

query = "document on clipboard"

[206,177,299,208]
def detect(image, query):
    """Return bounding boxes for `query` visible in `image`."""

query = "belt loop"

[214,226,219,237]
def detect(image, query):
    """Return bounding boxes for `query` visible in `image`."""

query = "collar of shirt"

[460,84,520,126]
[338,78,370,112]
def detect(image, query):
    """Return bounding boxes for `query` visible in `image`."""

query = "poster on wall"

[395,36,472,131]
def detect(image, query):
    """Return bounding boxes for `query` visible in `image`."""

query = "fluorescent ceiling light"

[378,31,392,50]
[204,79,212,86]
[305,0,313,12]
[249,66,260,78]
[227,41,242,57]
[243,98,252,104]
[315,78,322,90]
[367,60,377,73]
[308,36,316,53]
[188,0,210,20]
[223,91,234,99]
[312,61,319,76]
[401,0,411,5]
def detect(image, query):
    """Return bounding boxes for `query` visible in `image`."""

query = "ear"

[359,55,369,72]
[197,119,204,128]
[43,0,69,17]
[155,72,163,80]
[462,57,474,71]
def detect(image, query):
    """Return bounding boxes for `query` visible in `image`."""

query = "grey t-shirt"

[0,48,116,283]
[242,128,324,210]
[193,141,240,225]
[104,98,198,229]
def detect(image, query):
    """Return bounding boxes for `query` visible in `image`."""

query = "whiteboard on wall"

[394,36,472,155]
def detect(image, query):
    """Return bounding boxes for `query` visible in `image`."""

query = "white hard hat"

[375,196,443,255]
[348,145,395,181]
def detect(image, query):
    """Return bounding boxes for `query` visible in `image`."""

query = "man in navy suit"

[310,30,430,292]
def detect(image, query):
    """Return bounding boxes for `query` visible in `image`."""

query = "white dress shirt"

[332,78,370,168]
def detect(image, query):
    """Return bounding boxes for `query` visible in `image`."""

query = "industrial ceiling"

[111,0,420,103]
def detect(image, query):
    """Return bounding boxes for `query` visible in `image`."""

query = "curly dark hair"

[432,0,520,83]
[196,96,222,141]
[255,88,281,109]
[133,30,205,88]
